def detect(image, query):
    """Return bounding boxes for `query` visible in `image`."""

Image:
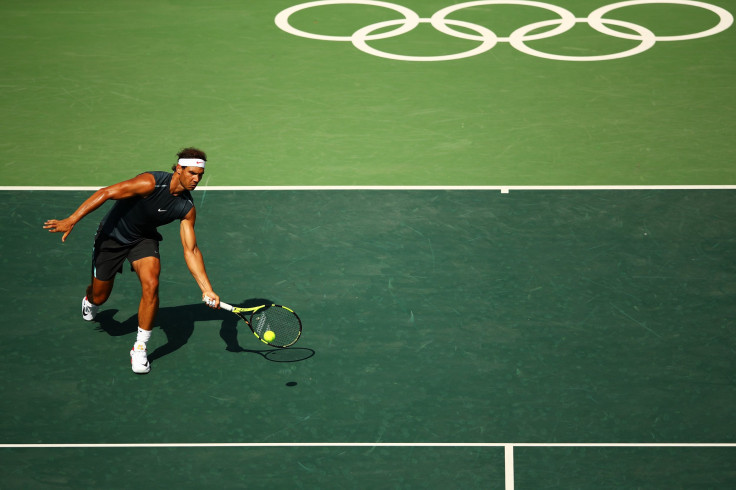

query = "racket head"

[241,304,302,348]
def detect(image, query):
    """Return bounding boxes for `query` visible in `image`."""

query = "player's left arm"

[180,206,220,308]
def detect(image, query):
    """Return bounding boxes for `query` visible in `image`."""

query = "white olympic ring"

[275,0,421,42]
[274,0,733,61]
[431,1,577,43]
[510,18,656,61]
[353,18,498,61]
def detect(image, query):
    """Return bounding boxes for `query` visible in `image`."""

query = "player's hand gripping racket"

[207,298,302,348]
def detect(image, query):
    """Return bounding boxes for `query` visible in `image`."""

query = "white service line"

[2,442,733,448]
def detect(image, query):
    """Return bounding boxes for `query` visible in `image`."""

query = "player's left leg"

[84,238,126,321]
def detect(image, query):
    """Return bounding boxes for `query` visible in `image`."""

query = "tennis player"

[44,147,221,374]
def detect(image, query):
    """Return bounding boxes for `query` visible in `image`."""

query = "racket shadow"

[233,347,316,363]
[220,299,315,363]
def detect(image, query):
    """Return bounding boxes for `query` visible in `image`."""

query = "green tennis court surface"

[2,189,735,487]
[2,0,736,487]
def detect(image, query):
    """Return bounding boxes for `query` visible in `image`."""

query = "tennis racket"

[207,298,302,348]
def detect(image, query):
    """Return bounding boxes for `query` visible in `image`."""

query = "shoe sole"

[131,363,151,374]
[130,350,151,374]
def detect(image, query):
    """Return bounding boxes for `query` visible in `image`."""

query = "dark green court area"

[1,189,734,487]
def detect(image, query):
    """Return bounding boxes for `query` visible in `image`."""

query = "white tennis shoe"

[82,296,98,321]
[130,341,151,374]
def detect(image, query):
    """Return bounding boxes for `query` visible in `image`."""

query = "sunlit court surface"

[1,1,735,488]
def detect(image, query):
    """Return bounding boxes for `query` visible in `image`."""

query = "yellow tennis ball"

[263,330,275,342]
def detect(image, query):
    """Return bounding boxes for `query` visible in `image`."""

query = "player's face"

[180,166,205,190]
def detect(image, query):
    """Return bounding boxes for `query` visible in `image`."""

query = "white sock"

[137,327,152,344]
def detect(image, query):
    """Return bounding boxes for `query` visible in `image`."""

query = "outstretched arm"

[180,206,220,308]
[43,173,156,242]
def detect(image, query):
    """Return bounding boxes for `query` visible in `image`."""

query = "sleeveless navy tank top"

[96,171,194,245]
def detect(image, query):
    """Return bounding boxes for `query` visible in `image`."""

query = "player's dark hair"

[173,147,207,171]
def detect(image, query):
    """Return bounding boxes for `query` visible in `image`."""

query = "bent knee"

[139,276,160,297]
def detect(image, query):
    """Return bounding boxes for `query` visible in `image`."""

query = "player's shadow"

[94,298,314,363]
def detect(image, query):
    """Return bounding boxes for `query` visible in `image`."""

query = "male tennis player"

[44,147,220,374]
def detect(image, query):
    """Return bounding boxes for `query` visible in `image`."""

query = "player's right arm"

[43,173,156,242]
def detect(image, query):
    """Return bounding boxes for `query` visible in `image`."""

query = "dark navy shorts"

[92,237,160,281]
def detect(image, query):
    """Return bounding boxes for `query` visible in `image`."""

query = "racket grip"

[203,296,233,312]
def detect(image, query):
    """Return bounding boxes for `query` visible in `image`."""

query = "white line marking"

[1,443,734,448]
[505,444,515,490]
[2,185,736,192]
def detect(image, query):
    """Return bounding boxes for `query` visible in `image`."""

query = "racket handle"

[203,296,233,312]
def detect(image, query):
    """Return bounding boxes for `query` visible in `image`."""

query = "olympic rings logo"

[275,0,733,61]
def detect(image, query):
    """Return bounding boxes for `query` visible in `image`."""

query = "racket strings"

[251,306,301,347]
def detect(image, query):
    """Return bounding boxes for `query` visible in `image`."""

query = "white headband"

[178,158,206,168]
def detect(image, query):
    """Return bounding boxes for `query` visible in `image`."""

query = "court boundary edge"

[2,185,736,192]
[2,442,734,448]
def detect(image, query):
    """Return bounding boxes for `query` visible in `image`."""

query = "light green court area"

[1,0,735,186]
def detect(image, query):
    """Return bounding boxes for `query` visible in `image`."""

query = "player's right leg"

[128,240,161,375]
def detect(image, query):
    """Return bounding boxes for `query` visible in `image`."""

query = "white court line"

[2,442,734,448]
[1,185,736,192]
[505,445,515,490]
